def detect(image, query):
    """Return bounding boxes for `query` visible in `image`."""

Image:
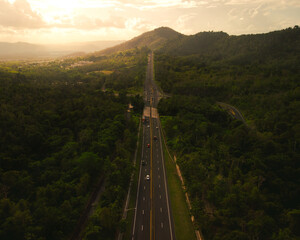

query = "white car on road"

[146,174,150,181]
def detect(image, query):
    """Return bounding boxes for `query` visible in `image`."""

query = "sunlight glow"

[0,0,299,44]
[46,0,81,9]
[28,0,117,10]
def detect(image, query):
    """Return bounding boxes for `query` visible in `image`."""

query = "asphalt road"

[132,52,175,240]
[217,102,247,125]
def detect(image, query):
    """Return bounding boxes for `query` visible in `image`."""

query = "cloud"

[222,0,300,35]
[117,0,201,9]
[176,13,197,29]
[48,14,127,30]
[224,0,300,8]
[95,17,126,29]
[227,3,266,21]
[125,17,156,32]
[0,0,46,28]
[0,0,299,43]
[248,4,262,18]
[0,25,16,34]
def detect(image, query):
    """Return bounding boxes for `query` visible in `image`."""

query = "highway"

[132,52,175,240]
[217,102,248,126]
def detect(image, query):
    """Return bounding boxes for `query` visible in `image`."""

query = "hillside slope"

[154,26,300,240]
[96,26,299,66]
[158,26,300,63]
[0,42,47,58]
[98,27,184,55]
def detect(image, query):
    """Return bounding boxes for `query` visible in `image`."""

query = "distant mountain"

[0,40,124,59]
[95,26,300,65]
[47,41,124,54]
[0,42,47,58]
[98,27,183,55]
[3,26,298,61]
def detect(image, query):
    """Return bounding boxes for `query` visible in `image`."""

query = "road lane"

[132,52,175,240]
[133,115,151,240]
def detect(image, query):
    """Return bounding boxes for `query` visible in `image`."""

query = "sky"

[0,0,299,44]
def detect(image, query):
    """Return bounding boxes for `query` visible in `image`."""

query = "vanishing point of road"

[132,52,176,240]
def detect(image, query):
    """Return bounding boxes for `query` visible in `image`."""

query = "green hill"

[97,26,300,66]
[153,26,300,240]
[159,26,300,64]
[98,27,183,55]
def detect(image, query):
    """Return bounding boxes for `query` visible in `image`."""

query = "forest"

[0,48,147,240]
[0,25,299,240]
[156,27,299,240]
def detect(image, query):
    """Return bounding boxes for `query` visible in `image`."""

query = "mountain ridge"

[1,26,299,60]
[98,27,184,55]
[0,40,124,59]
[94,26,299,61]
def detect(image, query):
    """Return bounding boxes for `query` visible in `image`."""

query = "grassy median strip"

[162,134,197,240]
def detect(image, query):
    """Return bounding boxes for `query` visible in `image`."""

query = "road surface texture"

[132,52,175,240]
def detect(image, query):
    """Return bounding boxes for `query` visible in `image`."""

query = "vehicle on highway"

[153,136,157,140]
[146,174,150,181]
[142,160,146,166]
[156,126,158,129]
[147,125,150,128]
[147,143,150,148]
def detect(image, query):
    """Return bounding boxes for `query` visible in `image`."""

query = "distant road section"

[217,102,247,125]
[132,52,175,240]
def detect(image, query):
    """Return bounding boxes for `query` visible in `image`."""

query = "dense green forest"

[156,27,299,240]
[0,48,147,239]
[0,25,299,240]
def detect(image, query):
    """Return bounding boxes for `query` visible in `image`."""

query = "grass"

[123,116,197,240]
[100,70,114,75]
[162,128,197,240]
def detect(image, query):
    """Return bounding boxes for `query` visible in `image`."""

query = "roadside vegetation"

[155,27,299,240]
[0,48,146,240]
[159,120,197,240]
[123,119,143,240]
[0,25,299,240]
